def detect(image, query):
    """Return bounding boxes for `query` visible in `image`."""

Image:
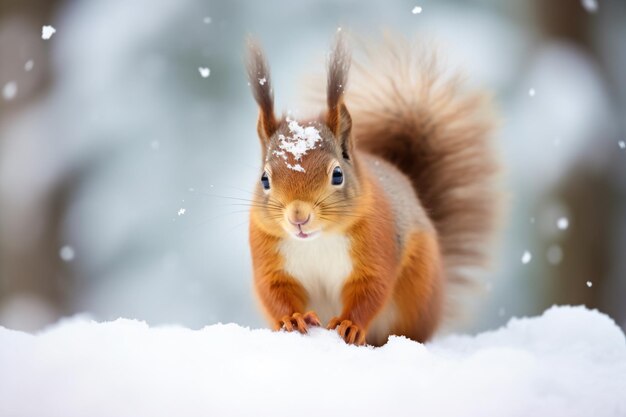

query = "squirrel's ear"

[246,38,277,144]
[326,33,353,159]
[330,101,353,160]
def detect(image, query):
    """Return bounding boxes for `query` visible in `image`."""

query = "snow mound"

[0,306,624,417]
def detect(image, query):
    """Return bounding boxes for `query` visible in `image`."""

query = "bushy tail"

[346,35,502,326]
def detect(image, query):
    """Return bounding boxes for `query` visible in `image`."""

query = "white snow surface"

[0,306,624,417]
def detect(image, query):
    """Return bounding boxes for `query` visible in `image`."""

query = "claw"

[278,311,321,334]
[280,316,294,332]
[302,311,321,327]
[327,317,366,346]
[326,317,342,330]
[292,313,307,333]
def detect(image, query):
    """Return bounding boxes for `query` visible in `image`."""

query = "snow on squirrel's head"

[246,34,362,240]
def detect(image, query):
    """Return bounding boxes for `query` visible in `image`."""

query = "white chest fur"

[278,233,353,324]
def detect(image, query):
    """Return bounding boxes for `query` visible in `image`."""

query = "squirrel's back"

[345,35,502,326]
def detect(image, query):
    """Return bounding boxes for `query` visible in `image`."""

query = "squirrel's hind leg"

[391,231,444,343]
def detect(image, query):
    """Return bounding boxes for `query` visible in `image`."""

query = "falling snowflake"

[24,60,34,72]
[59,245,75,262]
[258,77,267,86]
[581,0,598,13]
[586,281,593,288]
[528,88,536,97]
[198,67,210,78]
[619,141,625,150]
[2,82,17,101]
[412,6,422,14]
[557,217,569,230]
[203,16,212,24]
[178,208,186,216]
[521,251,532,264]
[42,25,56,40]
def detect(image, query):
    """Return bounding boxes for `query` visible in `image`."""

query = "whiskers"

[195,186,285,219]
[177,185,286,240]
[190,184,361,236]
[317,193,361,221]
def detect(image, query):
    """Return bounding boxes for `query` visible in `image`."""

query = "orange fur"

[328,173,399,345]
[390,231,444,344]
[245,33,500,345]
[249,218,307,327]
[345,35,502,325]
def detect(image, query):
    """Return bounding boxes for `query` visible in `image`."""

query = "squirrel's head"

[246,35,362,240]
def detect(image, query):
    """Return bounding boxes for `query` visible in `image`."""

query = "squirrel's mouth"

[293,224,319,240]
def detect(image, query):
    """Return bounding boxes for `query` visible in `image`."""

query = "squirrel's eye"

[331,166,344,186]
[261,171,270,190]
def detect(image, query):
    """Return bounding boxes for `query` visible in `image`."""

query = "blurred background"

[0,0,625,334]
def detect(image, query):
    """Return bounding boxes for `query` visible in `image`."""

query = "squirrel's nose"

[286,201,313,227]
[288,213,310,226]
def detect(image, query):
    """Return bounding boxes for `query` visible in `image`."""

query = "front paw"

[278,311,321,334]
[327,317,366,345]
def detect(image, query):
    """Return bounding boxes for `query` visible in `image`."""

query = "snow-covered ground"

[0,306,624,417]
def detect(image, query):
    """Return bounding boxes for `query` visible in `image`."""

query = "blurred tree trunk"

[0,0,69,330]
[533,0,626,326]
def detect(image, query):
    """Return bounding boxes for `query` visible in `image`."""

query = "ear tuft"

[246,38,277,142]
[326,33,353,158]
[326,33,351,118]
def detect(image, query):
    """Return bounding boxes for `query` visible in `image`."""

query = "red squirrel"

[245,34,500,346]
